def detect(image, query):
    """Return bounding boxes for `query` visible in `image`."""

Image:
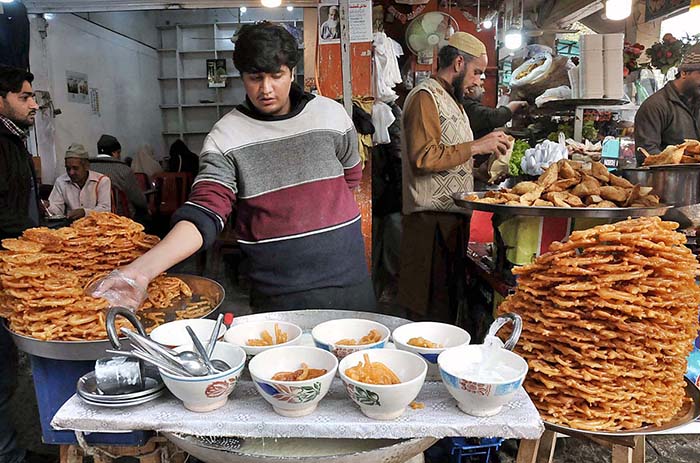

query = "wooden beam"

[537,0,603,28]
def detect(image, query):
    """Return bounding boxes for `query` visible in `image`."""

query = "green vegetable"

[509,139,530,177]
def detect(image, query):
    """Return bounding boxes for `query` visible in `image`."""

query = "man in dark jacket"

[0,65,41,463]
[92,134,149,221]
[635,44,700,164]
[463,78,527,140]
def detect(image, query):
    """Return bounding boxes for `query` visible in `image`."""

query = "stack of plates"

[77,367,165,408]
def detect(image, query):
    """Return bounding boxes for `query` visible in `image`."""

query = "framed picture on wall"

[207,59,227,88]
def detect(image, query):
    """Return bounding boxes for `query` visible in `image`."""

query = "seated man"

[47,143,111,219]
[91,134,148,219]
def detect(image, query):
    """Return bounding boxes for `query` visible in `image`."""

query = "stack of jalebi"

[0,212,204,341]
[498,216,700,431]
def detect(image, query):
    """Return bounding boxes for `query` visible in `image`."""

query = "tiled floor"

[8,252,700,462]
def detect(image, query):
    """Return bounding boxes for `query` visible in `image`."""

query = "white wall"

[29,13,163,183]
[75,11,160,48]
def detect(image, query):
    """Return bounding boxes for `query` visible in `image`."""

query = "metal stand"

[59,436,185,463]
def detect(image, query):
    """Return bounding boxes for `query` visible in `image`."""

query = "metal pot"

[616,168,652,187]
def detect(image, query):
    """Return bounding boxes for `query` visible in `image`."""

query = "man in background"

[635,43,700,163]
[0,65,51,463]
[399,32,510,324]
[91,134,149,221]
[464,77,528,140]
[47,143,111,219]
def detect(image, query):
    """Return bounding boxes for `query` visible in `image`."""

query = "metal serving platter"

[453,192,672,219]
[164,432,436,463]
[544,378,700,437]
[77,367,164,402]
[5,274,224,361]
[646,163,700,169]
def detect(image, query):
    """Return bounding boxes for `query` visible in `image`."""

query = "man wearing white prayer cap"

[399,32,512,324]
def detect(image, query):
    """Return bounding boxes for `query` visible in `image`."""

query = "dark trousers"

[0,325,23,463]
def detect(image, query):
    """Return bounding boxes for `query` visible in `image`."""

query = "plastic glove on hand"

[87,269,149,311]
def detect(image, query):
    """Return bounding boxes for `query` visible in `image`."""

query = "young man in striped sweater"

[93,23,375,312]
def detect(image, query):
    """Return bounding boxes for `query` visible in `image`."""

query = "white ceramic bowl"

[150,319,226,348]
[223,321,303,357]
[248,346,338,417]
[312,319,390,361]
[392,322,471,380]
[160,342,246,412]
[438,345,528,417]
[338,349,426,420]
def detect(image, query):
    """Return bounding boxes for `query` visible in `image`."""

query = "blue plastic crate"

[425,437,503,463]
[30,355,153,446]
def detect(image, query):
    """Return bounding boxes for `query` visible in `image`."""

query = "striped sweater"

[172,86,368,296]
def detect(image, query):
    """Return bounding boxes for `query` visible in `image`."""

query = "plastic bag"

[510,53,553,87]
[521,139,568,176]
[535,85,572,107]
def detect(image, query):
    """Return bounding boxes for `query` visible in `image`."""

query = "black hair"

[0,65,34,98]
[233,22,300,74]
[437,45,475,71]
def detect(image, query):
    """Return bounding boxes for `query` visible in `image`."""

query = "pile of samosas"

[640,140,700,166]
[466,160,660,208]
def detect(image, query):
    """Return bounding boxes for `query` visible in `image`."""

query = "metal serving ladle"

[485,313,523,351]
[105,306,209,376]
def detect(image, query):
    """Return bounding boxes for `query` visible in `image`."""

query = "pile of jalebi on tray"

[498,216,700,431]
[0,213,202,341]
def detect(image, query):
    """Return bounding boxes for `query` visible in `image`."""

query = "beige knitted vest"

[402,78,474,215]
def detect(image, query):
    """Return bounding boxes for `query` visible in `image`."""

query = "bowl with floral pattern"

[311,318,390,361]
[338,349,426,420]
[160,342,246,412]
[248,345,338,417]
[438,344,528,417]
[392,322,471,381]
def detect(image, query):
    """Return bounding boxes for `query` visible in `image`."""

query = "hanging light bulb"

[482,18,493,29]
[605,0,632,20]
[239,6,247,13]
[286,5,294,11]
[261,0,281,8]
[504,29,523,50]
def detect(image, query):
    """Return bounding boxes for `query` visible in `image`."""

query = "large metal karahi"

[5,274,224,361]
[452,192,672,218]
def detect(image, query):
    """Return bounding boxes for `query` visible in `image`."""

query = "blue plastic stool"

[30,355,152,445]
[448,437,504,463]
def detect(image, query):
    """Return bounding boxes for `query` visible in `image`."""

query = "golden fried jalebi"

[498,216,700,431]
[0,212,212,341]
[247,323,288,346]
[271,363,328,381]
[336,329,382,346]
[345,353,401,385]
[407,337,443,348]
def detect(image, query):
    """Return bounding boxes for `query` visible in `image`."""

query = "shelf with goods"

[528,99,638,143]
[157,20,303,153]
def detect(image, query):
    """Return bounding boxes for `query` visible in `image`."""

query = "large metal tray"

[5,274,224,361]
[453,192,672,219]
[544,377,700,437]
[164,432,436,463]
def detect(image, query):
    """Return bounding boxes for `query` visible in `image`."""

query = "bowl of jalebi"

[311,319,390,361]
[339,349,426,420]
[248,345,338,417]
[392,322,471,381]
[223,320,303,358]
[438,344,528,417]
[150,319,226,348]
[160,341,246,412]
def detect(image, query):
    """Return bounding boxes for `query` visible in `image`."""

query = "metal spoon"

[106,349,191,377]
[186,326,217,374]
[121,328,209,376]
[204,315,231,372]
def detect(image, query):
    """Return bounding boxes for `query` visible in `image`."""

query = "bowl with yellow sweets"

[339,349,426,420]
[392,322,471,380]
[223,320,302,357]
[311,319,390,361]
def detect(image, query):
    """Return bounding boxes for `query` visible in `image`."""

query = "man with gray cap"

[635,43,700,162]
[399,32,511,325]
[47,143,111,219]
